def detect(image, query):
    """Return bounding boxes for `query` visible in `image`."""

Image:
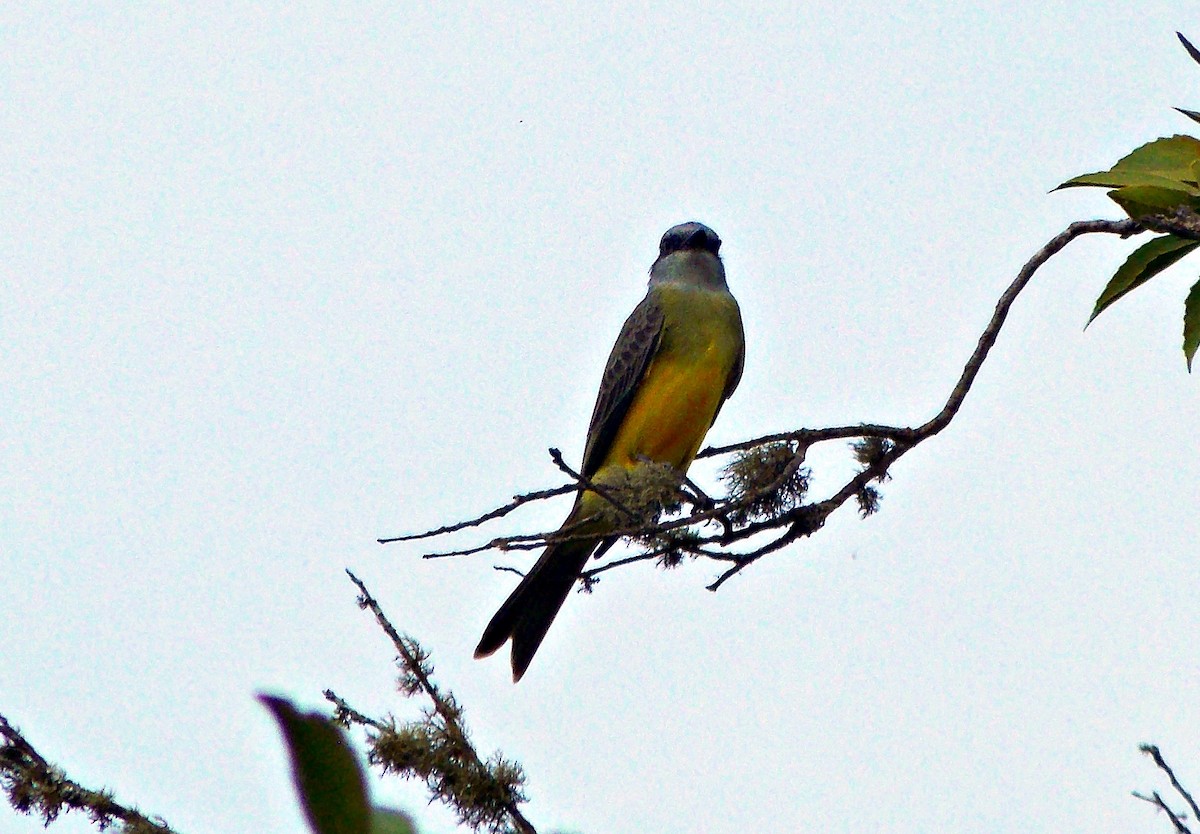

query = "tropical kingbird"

[475,221,745,681]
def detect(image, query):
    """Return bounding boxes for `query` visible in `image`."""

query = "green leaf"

[261,695,372,834]
[1087,235,1200,326]
[1059,169,1200,191]
[1056,135,1200,192]
[1184,278,1200,371]
[1108,185,1200,219]
[372,808,418,834]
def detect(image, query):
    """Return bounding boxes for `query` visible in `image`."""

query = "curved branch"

[915,218,1141,437]
[387,217,1148,585]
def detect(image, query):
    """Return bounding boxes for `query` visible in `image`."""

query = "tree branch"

[381,217,1148,586]
[336,571,536,834]
[378,484,574,544]
[1136,744,1200,832]
[0,714,178,833]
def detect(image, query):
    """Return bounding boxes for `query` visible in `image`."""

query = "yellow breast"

[598,285,742,476]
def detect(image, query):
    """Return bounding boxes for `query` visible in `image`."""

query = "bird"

[474,221,745,681]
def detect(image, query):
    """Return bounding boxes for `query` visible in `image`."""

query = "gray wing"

[579,292,665,478]
[711,303,745,424]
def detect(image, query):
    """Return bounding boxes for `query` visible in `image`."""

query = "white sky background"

[3,3,1198,833]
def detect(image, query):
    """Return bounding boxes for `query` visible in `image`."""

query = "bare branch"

[699,423,916,459]
[323,689,388,732]
[915,218,1142,438]
[1133,790,1193,834]
[581,550,667,580]
[547,447,637,520]
[1139,744,1200,830]
[378,483,574,544]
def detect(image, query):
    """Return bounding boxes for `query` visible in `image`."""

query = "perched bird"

[475,222,745,681]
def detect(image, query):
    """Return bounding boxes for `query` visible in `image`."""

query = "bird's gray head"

[649,221,727,289]
[658,221,721,258]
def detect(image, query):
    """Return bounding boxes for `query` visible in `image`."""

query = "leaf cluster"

[1056,33,1200,369]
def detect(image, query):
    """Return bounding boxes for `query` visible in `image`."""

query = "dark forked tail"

[474,536,597,681]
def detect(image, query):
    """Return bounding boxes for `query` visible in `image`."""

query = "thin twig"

[1142,744,1200,825]
[423,512,605,558]
[582,550,668,579]
[547,447,636,519]
[699,423,916,459]
[680,473,715,508]
[1133,790,1192,834]
[322,689,388,731]
[705,515,816,590]
[378,484,574,544]
[424,538,527,559]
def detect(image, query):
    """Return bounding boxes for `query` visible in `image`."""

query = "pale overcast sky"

[4,4,1199,834]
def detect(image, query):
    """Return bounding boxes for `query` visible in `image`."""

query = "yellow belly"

[599,340,730,475]
[574,282,742,531]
